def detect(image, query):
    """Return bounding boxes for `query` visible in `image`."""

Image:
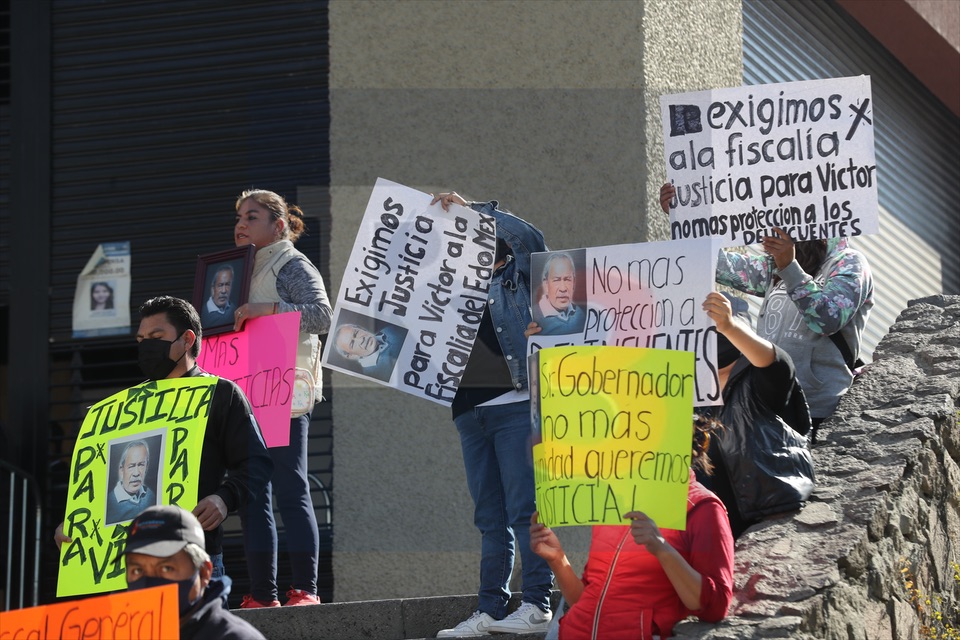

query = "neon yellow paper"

[57,377,215,597]
[532,346,694,530]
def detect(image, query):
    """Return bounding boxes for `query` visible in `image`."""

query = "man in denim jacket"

[433,192,553,638]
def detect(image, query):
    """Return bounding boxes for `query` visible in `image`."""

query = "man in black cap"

[124,505,267,640]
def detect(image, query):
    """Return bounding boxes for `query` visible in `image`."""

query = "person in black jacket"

[699,292,815,538]
[124,505,267,640]
[57,296,273,580]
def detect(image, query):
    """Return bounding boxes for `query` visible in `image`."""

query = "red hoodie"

[559,477,734,640]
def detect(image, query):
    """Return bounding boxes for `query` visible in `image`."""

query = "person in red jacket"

[530,415,734,640]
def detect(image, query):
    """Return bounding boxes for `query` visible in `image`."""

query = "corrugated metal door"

[0,0,9,305]
[743,0,960,359]
[44,0,332,605]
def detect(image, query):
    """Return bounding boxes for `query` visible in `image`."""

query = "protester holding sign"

[55,296,273,586]
[231,188,332,608]
[529,415,733,640]
[699,291,815,538]
[432,191,554,638]
[124,505,267,640]
[661,182,873,436]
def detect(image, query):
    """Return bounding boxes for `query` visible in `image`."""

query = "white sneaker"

[436,610,496,638]
[486,602,552,634]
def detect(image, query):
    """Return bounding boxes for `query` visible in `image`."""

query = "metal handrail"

[1,459,42,611]
[306,472,332,527]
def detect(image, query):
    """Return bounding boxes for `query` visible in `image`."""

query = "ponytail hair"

[235,188,308,243]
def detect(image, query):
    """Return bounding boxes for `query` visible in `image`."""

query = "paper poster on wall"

[0,584,180,639]
[529,238,721,406]
[57,378,213,597]
[72,241,132,338]
[661,76,878,246]
[198,312,300,448]
[531,346,695,530]
[323,178,496,405]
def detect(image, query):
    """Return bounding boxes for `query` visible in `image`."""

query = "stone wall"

[674,295,960,639]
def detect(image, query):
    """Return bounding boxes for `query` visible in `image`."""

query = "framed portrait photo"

[192,245,255,336]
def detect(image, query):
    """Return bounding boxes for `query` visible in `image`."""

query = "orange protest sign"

[0,584,178,640]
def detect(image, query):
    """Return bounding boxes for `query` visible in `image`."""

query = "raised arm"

[530,512,585,604]
[702,292,775,368]
[625,511,703,610]
[769,235,872,336]
[661,182,773,297]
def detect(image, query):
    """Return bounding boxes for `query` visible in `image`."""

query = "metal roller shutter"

[42,0,332,605]
[0,0,9,305]
[743,0,960,359]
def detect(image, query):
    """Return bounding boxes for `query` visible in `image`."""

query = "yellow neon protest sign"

[57,378,214,597]
[532,346,694,530]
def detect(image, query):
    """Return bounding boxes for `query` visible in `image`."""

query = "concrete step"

[233,592,560,640]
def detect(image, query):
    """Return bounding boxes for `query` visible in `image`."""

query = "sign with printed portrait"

[529,238,721,407]
[57,378,213,597]
[323,178,496,406]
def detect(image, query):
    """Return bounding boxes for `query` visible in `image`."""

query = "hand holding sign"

[761,227,797,270]
[193,495,228,530]
[432,192,468,210]
[625,511,668,555]
[528,512,564,564]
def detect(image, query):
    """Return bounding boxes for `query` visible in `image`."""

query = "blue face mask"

[128,569,201,615]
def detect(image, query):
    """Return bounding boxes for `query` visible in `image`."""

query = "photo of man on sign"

[531,250,587,336]
[329,309,408,383]
[105,433,163,525]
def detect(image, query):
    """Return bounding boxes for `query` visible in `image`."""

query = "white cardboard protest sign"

[323,179,496,404]
[529,238,721,406]
[661,76,878,247]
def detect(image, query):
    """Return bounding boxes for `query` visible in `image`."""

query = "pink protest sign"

[199,312,300,447]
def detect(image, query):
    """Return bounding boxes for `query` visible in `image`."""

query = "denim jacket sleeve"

[469,200,548,278]
[468,200,547,392]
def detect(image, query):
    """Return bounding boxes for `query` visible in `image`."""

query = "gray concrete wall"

[328,0,741,602]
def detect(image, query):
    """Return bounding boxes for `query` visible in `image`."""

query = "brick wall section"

[673,294,960,639]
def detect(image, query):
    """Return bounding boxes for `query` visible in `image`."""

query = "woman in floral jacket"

[661,183,874,439]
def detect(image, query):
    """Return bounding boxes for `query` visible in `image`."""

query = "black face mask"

[127,570,201,615]
[138,333,187,380]
[716,333,742,369]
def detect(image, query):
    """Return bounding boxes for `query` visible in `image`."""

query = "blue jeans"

[210,552,225,580]
[454,401,553,619]
[239,412,319,601]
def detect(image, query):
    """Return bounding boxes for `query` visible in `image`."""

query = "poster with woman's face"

[72,241,132,338]
[90,281,116,313]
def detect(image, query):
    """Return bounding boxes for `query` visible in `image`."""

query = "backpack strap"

[829,332,863,372]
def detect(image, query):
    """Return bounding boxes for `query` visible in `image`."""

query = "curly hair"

[692,414,724,476]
